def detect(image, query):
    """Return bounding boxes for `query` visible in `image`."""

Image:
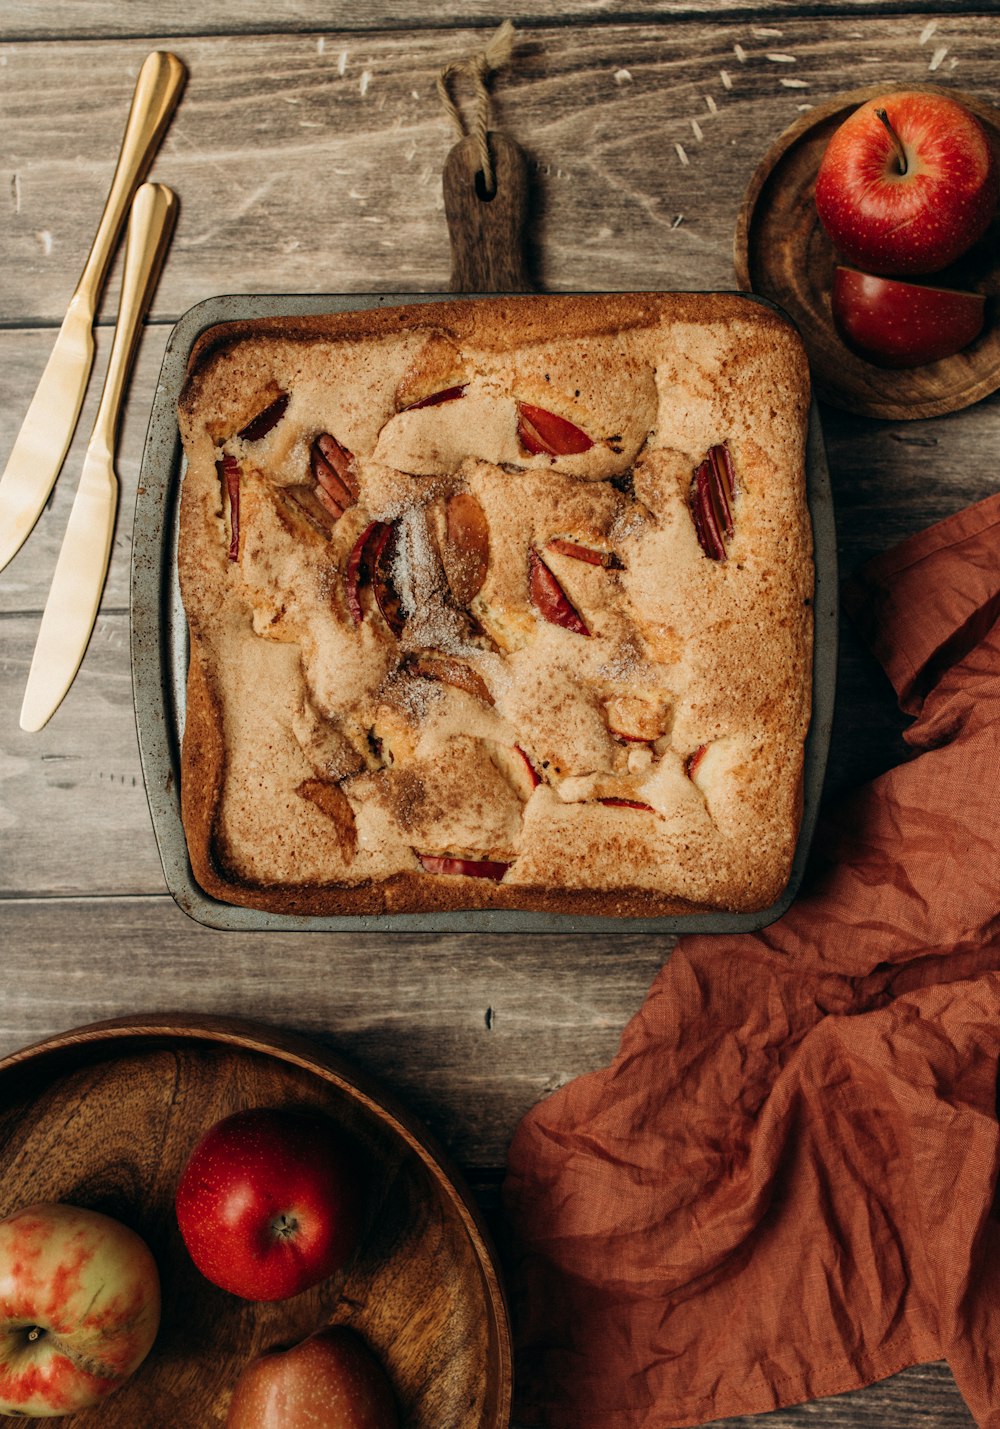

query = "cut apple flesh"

[217,454,241,561]
[831,266,986,368]
[546,538,624,569]
[238,392,289,442]
[417,853,511,880]
[441,491,490,605]
[528,549,590,636]
[517,402,594,456]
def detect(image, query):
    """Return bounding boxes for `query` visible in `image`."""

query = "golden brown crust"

[178,293,813,918]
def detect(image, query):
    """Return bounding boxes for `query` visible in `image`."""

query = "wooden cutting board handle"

[443,132,532,292]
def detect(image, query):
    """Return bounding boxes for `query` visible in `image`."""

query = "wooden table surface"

[2,4,995,1425]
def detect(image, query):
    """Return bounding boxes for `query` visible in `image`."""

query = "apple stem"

[874,108,908,176]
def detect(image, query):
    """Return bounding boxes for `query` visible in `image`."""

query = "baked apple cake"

[176,293,813,917]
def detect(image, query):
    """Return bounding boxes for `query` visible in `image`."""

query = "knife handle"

[91,184,178,466]
[76,51,186,321]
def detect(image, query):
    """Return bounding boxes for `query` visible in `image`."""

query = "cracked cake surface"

[177,293,814,917]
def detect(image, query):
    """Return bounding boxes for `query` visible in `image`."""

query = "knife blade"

[20,183,177,734]
[0,50,185,575]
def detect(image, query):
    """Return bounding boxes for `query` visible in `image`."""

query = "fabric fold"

[506,492,1000,1428]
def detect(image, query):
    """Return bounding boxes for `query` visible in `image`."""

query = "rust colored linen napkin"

[505,492,1000,1428]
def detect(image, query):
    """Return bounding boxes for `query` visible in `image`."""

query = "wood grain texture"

[2,2,981,41]
[0,903,665,1168]
[735,84,1000,418]
[0,1017,511,1426]
[2,21,998,323]
[1,12,997,1425]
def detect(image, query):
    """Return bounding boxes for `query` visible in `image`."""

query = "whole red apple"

[226,1326,398,1429]
[0,1202,160,1418]
[815,91,998,274]
[175,1107,364,1301]
[831,265,986,367]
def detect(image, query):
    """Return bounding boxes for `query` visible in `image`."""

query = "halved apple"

[831,266,986,368]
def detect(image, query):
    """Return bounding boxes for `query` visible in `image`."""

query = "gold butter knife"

[0,50,185,575]
[20,183,177,734]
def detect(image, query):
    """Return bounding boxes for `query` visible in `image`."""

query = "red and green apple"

[0,1202,160,1418]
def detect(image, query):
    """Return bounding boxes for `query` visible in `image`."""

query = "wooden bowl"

[734,84,1000,420]
[0,1015,512,1427]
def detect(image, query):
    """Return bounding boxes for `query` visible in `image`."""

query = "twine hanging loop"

[437,19,516,197]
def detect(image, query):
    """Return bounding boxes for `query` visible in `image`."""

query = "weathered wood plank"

[0,324,170,615]
[714,1362,972,1426]
[1,3,979,41]
[0,896,666,1168]
[2,20,997,324]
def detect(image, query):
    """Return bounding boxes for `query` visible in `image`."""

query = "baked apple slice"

[597,796,655,811]
[546,538,624,569]
[371,521,406,636]
[438,492,490,607]
[296,778,357,860]
[217,454,241,561]
[417,853,511,881]
[403,383,468,410]
[528,549,590,636]
[310,433,357,518]
[405,654,494,705]
[238,391,290,442]
[517,402,594,457]
[345,521,393,625]
[689,443,737,561]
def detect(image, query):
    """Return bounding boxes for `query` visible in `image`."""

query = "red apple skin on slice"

[345,521,386,624]
[517,403,594,456]
[238,392,290,442]
[311,434,357,512]
[546,538,624,569]
[832,267,986,367]
[218,455,241,561]
[370,522,406,636]
[417,853,511,881]
[528,549,590,636]
[403,383,468,410]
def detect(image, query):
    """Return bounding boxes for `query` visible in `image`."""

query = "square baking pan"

[131,292,837,934]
